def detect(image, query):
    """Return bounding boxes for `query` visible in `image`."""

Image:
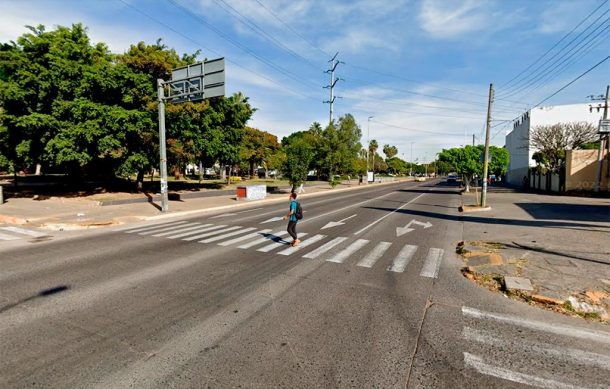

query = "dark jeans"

[287,221,297,240]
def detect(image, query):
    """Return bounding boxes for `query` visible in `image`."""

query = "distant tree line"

[0,23,425,191]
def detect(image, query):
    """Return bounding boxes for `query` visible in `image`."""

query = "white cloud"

[418,0,488,38]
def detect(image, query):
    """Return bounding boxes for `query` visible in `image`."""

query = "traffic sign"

[599,119,610,134]
[167,58,225,102]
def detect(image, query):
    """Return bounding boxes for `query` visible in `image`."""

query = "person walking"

[284,192,300,246]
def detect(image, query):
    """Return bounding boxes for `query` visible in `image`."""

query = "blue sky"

[1,0,608,163]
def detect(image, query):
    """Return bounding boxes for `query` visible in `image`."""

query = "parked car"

[447,173,458,183]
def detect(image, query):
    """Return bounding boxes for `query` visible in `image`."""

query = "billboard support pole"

[157,79,169,212]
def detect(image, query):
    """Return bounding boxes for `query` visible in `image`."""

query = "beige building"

[565,149,609,192]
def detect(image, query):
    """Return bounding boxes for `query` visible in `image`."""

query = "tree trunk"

[136,170,145,192]
[220,164,226,180]
[174,166,181,180]
[250,161,255,179]
[35,163,42,176]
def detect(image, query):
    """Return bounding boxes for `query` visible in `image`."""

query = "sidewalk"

[0,179,410,230]
[458,188,610,323]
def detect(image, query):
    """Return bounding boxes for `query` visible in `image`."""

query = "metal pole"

[157,79,169,212]
[481,83,494,207]
[0,184,3,205]
[410,142,414,177]
[594,85,609,192]
[367,116,373,173]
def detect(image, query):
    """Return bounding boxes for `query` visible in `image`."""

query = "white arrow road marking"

[396,219,433,237]
[321,214,357,230]
[354,193,425,235]
[261,216,284,224]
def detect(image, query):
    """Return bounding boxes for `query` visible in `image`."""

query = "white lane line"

[463,352,582,389]
[238,231,288,249]
[353,193,425,235]
[462,326,610,370]
[200,227,257,244]
[278,234,327,256]
[137,222,194,235]
[123,221,188,233]
[0,232,20,241]
[151,223,208,237]
[357,242,392,268]
[166,225,226,240]
[387,244,418,273]
[419,247,444,278]
[257,233,309,253]
[217,229,272,247]
[303,237,347,259]
[462,306,610,344]
[326,239,369,263]
[0,226,48,238]
[182,226,241,241]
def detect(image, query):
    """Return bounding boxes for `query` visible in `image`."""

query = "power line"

[498,6,610,97]
[499,15,610,99]
[495,55,610,137]
[252,0,331,58]
[212,0,321,70]
[370,119,464,136]
[165,0,320,90]
[499,0,608,89]
[508,22,610,102]
[117,0,320,102]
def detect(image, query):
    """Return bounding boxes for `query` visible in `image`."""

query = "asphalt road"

[1,180,609,388]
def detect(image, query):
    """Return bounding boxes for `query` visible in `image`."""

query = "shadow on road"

[516,203,610,223]
[0,285,70,314]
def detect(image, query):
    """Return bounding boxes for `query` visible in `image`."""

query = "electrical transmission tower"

[324,52,343,124]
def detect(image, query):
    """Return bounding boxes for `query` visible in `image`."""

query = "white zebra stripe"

[124,220,188,233]
[387,244,417,273]
[357,241,392,268]
[200,227,257,244]
[303,237,347,259]
[238,231,288,249]
[0,226,48,238]
[257,233,309,253]
[218,229,272,246]
[137,222,195,235]
[0,232,20,241]
[151,224,208,237]
[326,239,369,263]
[463,352,581,389]
[420,247,444,278]
[166,225,225,239]
[277,234,327,256]
[182,226,241,241]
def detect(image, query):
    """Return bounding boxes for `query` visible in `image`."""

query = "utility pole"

[157,79,169,212]
[324,52,343,124]
[472,134,475,146]
[481,83,494,208]
[410,142,415,177]
[594,85,609,192]
[367,117,370,172]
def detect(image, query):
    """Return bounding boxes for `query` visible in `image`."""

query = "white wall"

[505,112,531,185]
[505,103,603,186]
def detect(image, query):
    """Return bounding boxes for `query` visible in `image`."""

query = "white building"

[504,103,603,185]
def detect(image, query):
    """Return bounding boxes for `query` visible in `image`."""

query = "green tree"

[383,144,398,159]
[282,136,313,191]
[239,127,280,178]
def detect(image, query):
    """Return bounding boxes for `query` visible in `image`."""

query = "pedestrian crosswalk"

[0,225,51,241]
[119,221,445,277]
[461,306,610,387]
